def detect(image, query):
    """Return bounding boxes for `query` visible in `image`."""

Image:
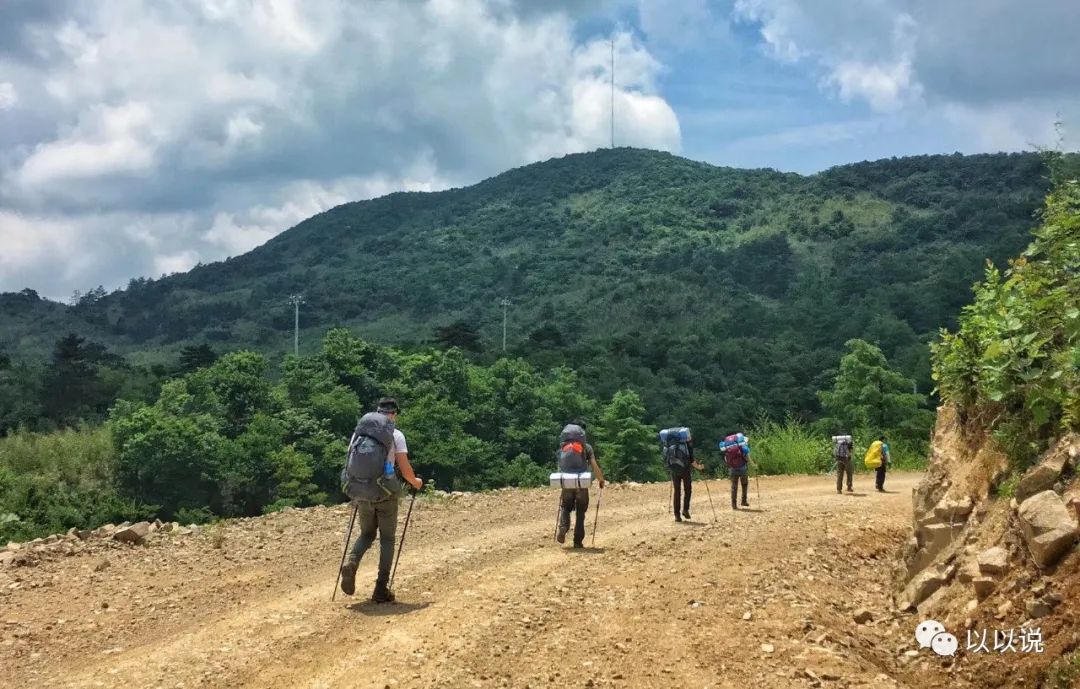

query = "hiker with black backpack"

[660,427,704,522]
[721,433,751,509]
[338,398,423,603]
[833,434,854,494]
[555,421,606,548]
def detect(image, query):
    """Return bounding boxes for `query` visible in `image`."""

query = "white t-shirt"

[391,429,408,461]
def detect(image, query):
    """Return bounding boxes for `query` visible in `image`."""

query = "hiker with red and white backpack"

[720,433,751,510]
[554,421,606,548]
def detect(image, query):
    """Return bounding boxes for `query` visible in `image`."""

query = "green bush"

[745,417,833,476]
[0,426,153,542]
[933,171,1080,468]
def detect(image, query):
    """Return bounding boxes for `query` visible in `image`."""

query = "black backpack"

[341,412,398,501]
[557,424,590,473]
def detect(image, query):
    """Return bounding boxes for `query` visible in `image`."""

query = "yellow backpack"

[864,440,883,469]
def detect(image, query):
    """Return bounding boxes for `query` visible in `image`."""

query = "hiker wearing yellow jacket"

[864,436,891,492]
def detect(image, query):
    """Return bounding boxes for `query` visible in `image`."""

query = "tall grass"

[729,417,928,476]
[746,418,834,475]
[0,426,152,542]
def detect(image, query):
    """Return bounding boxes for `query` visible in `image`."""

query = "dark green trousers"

[348,496,399,585]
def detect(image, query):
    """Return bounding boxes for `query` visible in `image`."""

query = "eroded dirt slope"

[3,473,986,689]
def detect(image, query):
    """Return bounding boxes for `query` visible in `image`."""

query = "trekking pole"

[667,480,672,515]
[389,490,418,592]
[553,502,562,542]
[753,460,761,504]
[591,487,603,547]
[331,502,359,602]
[701,471,718,522]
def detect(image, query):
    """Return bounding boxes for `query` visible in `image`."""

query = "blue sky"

[1,0,1078,299]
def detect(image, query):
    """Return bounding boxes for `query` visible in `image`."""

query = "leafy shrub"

[933,170,1080,468]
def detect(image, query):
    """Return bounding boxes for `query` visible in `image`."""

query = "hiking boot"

[339,559,358,596]
[674,514,682,522]
[731,502,738,510]
[556,524,567,544]
[572,542,584,549]
[372,582,396,604]
[682,510,691,520]
[741,500,749,507]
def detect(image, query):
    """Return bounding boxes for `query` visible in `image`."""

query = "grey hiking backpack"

[662,441,690,472]
[341,412,398,501]
[832,435,853,461]
[557,424,589,473]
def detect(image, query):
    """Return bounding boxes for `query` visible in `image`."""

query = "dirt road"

[2,473,977,689]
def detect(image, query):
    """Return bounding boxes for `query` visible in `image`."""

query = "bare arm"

[396,452,422,490]
[588,454,606,488]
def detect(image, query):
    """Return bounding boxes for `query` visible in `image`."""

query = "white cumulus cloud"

[0,0,681,297]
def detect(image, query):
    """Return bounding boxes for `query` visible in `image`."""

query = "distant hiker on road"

[555,421,606,548]
[339,398,423,603]
[660,427,704,521]
[864,435,890,492]
[721,433,751,509]
[833,434,854,494]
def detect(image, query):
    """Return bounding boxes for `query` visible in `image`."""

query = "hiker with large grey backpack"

[336,398,423,603]
[554,421,606,548]
[832,434,854,494]
[660,427,704,522]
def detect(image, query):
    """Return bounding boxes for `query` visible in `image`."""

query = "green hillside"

[0,148,1051,433]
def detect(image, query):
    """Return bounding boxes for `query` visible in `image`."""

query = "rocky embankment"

[896,405,1079,687]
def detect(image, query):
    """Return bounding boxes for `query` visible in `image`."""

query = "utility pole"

[610,36,615,148]
[500,298,511,352]
[288,294,304,356]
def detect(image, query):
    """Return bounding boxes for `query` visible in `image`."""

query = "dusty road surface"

[3,473,981,689]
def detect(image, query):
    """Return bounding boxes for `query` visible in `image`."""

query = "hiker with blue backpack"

[337,398,423,603]
[555,421,606,548]
[660,427,704,522]
[721,433,751,510]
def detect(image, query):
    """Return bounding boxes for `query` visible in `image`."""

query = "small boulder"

[1016,441,1073,502]
[900,568,949,610]
[911,523,965,573]
[1017,491,1078,568]
[1026,599,1053,619]
[0,551,15,567]
[93,558,110,572]
[853,609,873,624]
[977,547,1009,576]
[112,522,151,546]
[934,496,975,522]
[973,577,997,601]
[958,560,981,584]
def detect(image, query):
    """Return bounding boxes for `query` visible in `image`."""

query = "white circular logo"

[931,632,959,657]
[915,619,946,649]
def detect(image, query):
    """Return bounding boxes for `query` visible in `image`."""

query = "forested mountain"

[0,148,1052,433]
